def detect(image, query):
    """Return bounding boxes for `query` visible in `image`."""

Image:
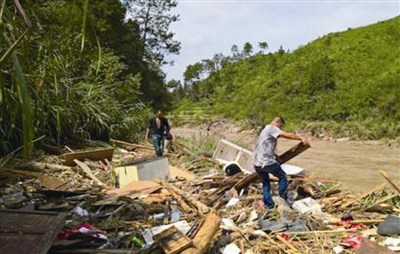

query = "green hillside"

[175,16,400,140]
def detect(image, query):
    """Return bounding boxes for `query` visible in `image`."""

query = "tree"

[243,42,253,58]
[123,0,181,66]
[258,41,269,54]
[231,44,240,60]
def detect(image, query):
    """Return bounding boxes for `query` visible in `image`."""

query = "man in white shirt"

[253,116,308,209]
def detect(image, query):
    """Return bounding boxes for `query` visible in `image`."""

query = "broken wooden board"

[40,175,68,190]
[153,225,193,254]
[107,180,161,196]
[74,159,105,186]
[63,148,114,166]
[169,166,196,181]
[0,210,65,254]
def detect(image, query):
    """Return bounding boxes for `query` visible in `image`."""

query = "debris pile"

[0,139,399,254]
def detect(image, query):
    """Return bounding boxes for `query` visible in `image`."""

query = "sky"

[162,0,400,82]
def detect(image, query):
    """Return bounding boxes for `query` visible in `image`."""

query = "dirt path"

[175,122,400,193]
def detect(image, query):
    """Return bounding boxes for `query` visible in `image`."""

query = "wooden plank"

[169,166,196,181]
[74,159,105,186]
[63,148,114,166]
[0,210,65,254]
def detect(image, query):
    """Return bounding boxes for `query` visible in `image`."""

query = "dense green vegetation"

[0,0,179,157]
[174,16,400,140]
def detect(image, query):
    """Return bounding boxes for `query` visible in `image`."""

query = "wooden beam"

[278,142,310,164]
[63,148,114,166]
[181,212,221,254]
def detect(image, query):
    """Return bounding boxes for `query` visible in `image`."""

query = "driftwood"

[181,212,221,254]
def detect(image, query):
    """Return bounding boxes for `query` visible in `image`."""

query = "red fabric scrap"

[58,223,107,240]
[340,233,364,248]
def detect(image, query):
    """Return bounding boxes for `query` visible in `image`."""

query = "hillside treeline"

[0,0,179,157]
[174,16,400,140]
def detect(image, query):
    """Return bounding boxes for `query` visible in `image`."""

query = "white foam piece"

[281,164,305,175]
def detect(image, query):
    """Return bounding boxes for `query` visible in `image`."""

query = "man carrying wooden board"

[253,116,309,209]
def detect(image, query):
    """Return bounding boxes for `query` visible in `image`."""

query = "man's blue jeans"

[151,134,164,157]
[254,163,288,208]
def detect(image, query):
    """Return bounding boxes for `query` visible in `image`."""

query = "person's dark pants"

[254,163,288,208]
[151,134,164,157]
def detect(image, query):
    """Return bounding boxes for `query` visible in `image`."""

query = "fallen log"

[181,212,221,254]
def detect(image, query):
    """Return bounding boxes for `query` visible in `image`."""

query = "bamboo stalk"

[379,170,400,194]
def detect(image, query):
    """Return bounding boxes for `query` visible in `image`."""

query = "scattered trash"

[383,237,400,251]
[221,242,241,254]
[292,197,321,214]
[226,197,240,207]
[0,139,399,253]
[333,245,344,253]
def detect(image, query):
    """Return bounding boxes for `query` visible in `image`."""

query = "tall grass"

[0,0,149,157]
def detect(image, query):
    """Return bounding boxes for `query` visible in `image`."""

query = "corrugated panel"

[0,210,65,254]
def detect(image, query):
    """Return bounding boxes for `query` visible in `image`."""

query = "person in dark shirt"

[145,111,171,157]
